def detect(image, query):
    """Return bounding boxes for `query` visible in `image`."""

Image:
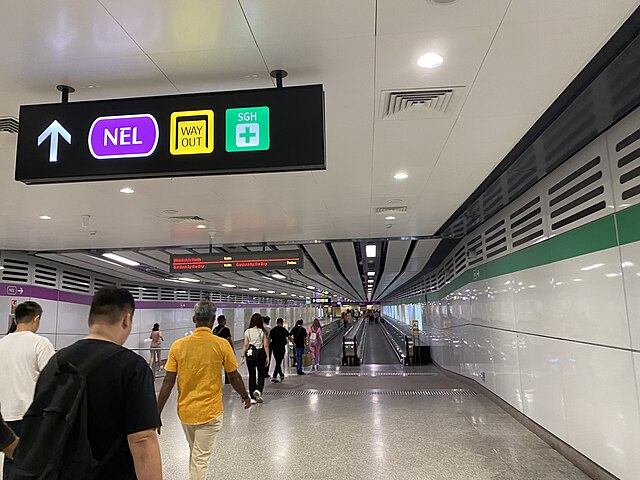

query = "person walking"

[289,320,308,375]
[268,318,289,383]
[0,301,55,480]
[213,315,233,384]
[241,314,270,403]
[19,288,162,480]
[158,301,251,480]
[307,319,323,370]
[148,323,164,371]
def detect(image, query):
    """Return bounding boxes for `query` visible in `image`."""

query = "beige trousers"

[181,415,223,480]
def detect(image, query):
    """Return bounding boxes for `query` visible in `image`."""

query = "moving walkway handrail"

[320,317,345,348]
[342,316,366,366]
[379,317,413,365]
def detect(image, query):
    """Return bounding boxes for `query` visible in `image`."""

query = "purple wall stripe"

[0,283,306,310]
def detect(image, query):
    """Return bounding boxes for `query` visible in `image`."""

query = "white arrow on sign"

[37,120,71,163]
[17,287,24,294]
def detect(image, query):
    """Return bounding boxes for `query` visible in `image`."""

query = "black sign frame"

[170,250,304,273]
[16,85,325,184]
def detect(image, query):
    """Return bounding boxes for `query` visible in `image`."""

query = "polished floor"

[158,364,591,480]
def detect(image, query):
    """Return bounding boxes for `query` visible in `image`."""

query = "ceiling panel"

[375,240,411,294]
[332,242,366,299]
[303,244,360,299]
[0,0,634,304]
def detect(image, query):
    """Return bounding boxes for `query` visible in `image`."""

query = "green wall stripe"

[616,203,640,245]
[397,202,640,304]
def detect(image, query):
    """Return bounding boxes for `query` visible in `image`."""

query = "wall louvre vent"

[0,117,19,134]
[547,153,608,232]
[34,264,58,288]
[142,287,159,300]
[1,258,29,284]
[176,289,189,301]
[454,247,466,275]
[160,288,175,301]
[611,120,640,204]
[61,271,90,294]
[93,277,115,293]
[509,196,543,250]
[121,283,142,300]
[189,290,201,302]
[485,219,507,259]
[466,234,483,267]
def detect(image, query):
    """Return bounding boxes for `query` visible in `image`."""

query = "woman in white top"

[241,313,270,403]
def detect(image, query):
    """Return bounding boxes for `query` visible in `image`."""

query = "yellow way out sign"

[170,110,214,155]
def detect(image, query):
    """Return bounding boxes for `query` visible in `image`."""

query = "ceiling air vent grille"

[375,206,407,214]
[381,87,463,120]
[0,117,19,134]
[61,271,90,294]
[34,264,58,288]
[166,216,206,223]
[1,258,29,284]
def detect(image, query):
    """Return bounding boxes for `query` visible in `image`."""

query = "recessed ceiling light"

[272,273,286,280]
[333,294,337,297]
[248,287,259,291]
[394,172,409,180]
[38,215,52,220]
[267,290,276,294]
[366,245,376,258]
[368,279,374,283]
[165,278,188,284]
[221,284,236,288]
[103,253,140,266]
[119,187,134,194]
[417,52,444,69]
[307,286,315,290]
[290,294,297,297]
[179,277,200,283]
[368,272,375,276]
[385,216,396,220]
[281,292,288,296]
[196,224,207,229]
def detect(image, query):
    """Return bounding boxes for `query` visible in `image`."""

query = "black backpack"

[10,343,124,479]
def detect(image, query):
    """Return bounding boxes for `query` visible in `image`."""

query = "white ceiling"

[0,0,637,263]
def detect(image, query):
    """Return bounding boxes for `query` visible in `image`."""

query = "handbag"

[246,329,263,363]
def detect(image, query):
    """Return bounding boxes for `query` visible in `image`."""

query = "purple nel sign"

[88,114,159,159]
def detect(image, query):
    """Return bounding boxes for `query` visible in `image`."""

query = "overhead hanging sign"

[170,250,304,273]
[15,85,325,184]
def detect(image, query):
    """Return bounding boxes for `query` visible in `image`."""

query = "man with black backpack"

[11,287,162,480]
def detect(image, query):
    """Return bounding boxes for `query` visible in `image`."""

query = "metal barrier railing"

[342,316,366,366]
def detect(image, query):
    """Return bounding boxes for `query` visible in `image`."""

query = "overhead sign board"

[16,85,325,184]
[170,250,304,273]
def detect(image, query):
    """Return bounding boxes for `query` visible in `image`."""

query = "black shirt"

[36,339,161,480]
[290,325,307,348]
[213,325,232,339]
[269,326,290,350]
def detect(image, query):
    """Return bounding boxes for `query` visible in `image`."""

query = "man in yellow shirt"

[157,301,251,480]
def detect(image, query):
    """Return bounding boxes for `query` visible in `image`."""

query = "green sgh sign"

[16,85,324,184]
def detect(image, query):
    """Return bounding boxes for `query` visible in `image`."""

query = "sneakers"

[280,374,285,382]
[297,371,306,375]
[250,398,257,405]
[271,378,279,383]
[253,390,264,403]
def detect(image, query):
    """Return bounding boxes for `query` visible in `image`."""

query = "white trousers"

[181,415,223,480]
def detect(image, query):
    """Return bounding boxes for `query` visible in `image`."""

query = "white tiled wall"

[422,253,640,480]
